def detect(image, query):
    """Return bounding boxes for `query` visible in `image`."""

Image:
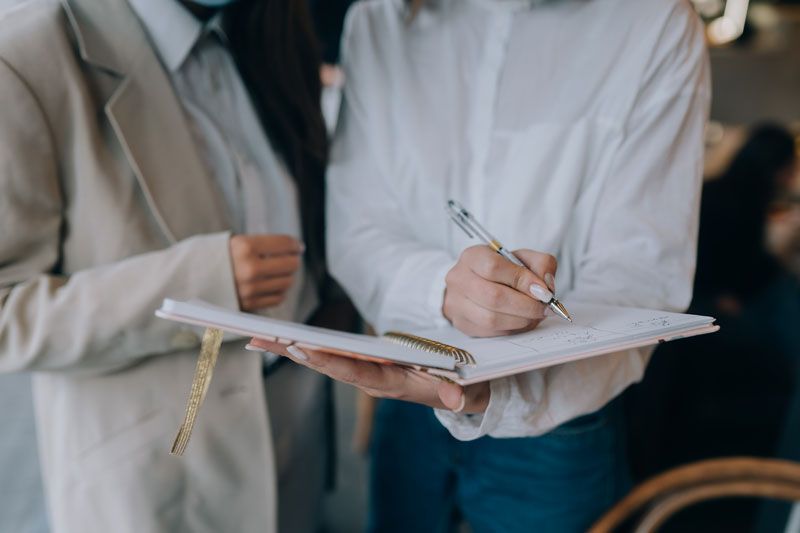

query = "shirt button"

[172,330,201,350]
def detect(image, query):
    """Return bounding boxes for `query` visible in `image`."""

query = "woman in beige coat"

[0,0,335,531]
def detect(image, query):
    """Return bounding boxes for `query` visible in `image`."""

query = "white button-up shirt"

[128,0,317,324]
[327,0,710,440]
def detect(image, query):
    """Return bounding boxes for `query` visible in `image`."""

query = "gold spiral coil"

[382,331,476,367]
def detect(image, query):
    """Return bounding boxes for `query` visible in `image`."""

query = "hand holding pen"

[442,200,571,338]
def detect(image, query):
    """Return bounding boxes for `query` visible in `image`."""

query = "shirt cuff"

[433,377,511,441]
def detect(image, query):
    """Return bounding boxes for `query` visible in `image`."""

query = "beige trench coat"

[0,0,282,531]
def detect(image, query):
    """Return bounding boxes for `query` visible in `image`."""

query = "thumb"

[437,381,466,412]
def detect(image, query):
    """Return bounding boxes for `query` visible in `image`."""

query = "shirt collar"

[127,0,212,72]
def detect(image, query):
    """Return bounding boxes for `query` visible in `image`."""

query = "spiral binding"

[382,331,476,367]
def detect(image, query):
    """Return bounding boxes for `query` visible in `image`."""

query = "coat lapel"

[61,0,230,244]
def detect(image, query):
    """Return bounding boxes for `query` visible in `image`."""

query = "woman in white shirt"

[253,0,709,530]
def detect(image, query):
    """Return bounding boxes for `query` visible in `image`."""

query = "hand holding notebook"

[247,330,486,414]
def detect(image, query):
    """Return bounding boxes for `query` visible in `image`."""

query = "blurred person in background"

[766,164,800,280]
[693,124,798,323]
[626,123,800,532]
[0,0,344,531]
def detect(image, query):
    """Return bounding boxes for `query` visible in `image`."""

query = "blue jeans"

[368,398,630,533]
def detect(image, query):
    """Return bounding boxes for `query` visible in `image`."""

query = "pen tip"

[549,299,572,323]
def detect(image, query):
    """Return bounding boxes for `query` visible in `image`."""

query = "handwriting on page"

[474,315,681,356]
[421,303,704,368]
[627,316,674,329]
[504,327,613,353]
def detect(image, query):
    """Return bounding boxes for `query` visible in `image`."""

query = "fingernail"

[543,307,555,317]
[286,345,309,361]
[544,273,556,293]
[529,284,553,303]
[245,344,267,352]
[298,242,306,253]
[453,394,466,414]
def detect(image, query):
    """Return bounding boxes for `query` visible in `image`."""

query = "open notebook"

[157,298,718,386]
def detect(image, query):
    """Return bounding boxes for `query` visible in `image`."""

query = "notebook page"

[158,299,456,370]
[410,302,714,376]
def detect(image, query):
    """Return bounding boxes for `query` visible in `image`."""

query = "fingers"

[237,275,294,300]
[443,245,558,337]
[230,234,303,311]
[437,381,490,415]
[280,344,446,406]
[241,293,287,312]
[458,270,546,320]
[233,254,301,282]
[444,290,541,337]
[249,274,295,294]
[437,381,464,411]
[513,249,559,292]
[286,345,309,361]
[234,260,298,311]
[245,338,491,415]
[254,255,302,278]
[460,245,555,303]
[248,338,388,388]
[247,338,284,353]
[230,234,303,259]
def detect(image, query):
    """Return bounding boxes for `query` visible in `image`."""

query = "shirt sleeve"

[326,6,454,334]
[436,6,711,439]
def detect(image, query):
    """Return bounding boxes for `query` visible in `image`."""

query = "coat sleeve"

[0,58,240,375]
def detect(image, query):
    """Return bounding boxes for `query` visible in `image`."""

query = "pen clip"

[449,212,474,239]
[447,200,474,239]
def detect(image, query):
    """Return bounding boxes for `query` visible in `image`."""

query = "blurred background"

[1,0,800,532]
[623,1,800,531]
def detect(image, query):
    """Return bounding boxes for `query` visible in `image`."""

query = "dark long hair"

[223,0,329,291]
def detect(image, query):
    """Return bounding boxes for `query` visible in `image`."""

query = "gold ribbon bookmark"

[171,327,224,456]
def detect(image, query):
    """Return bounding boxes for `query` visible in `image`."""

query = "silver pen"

[447,200,572,322]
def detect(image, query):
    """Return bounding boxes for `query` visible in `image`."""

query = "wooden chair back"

[589,457,800,532]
